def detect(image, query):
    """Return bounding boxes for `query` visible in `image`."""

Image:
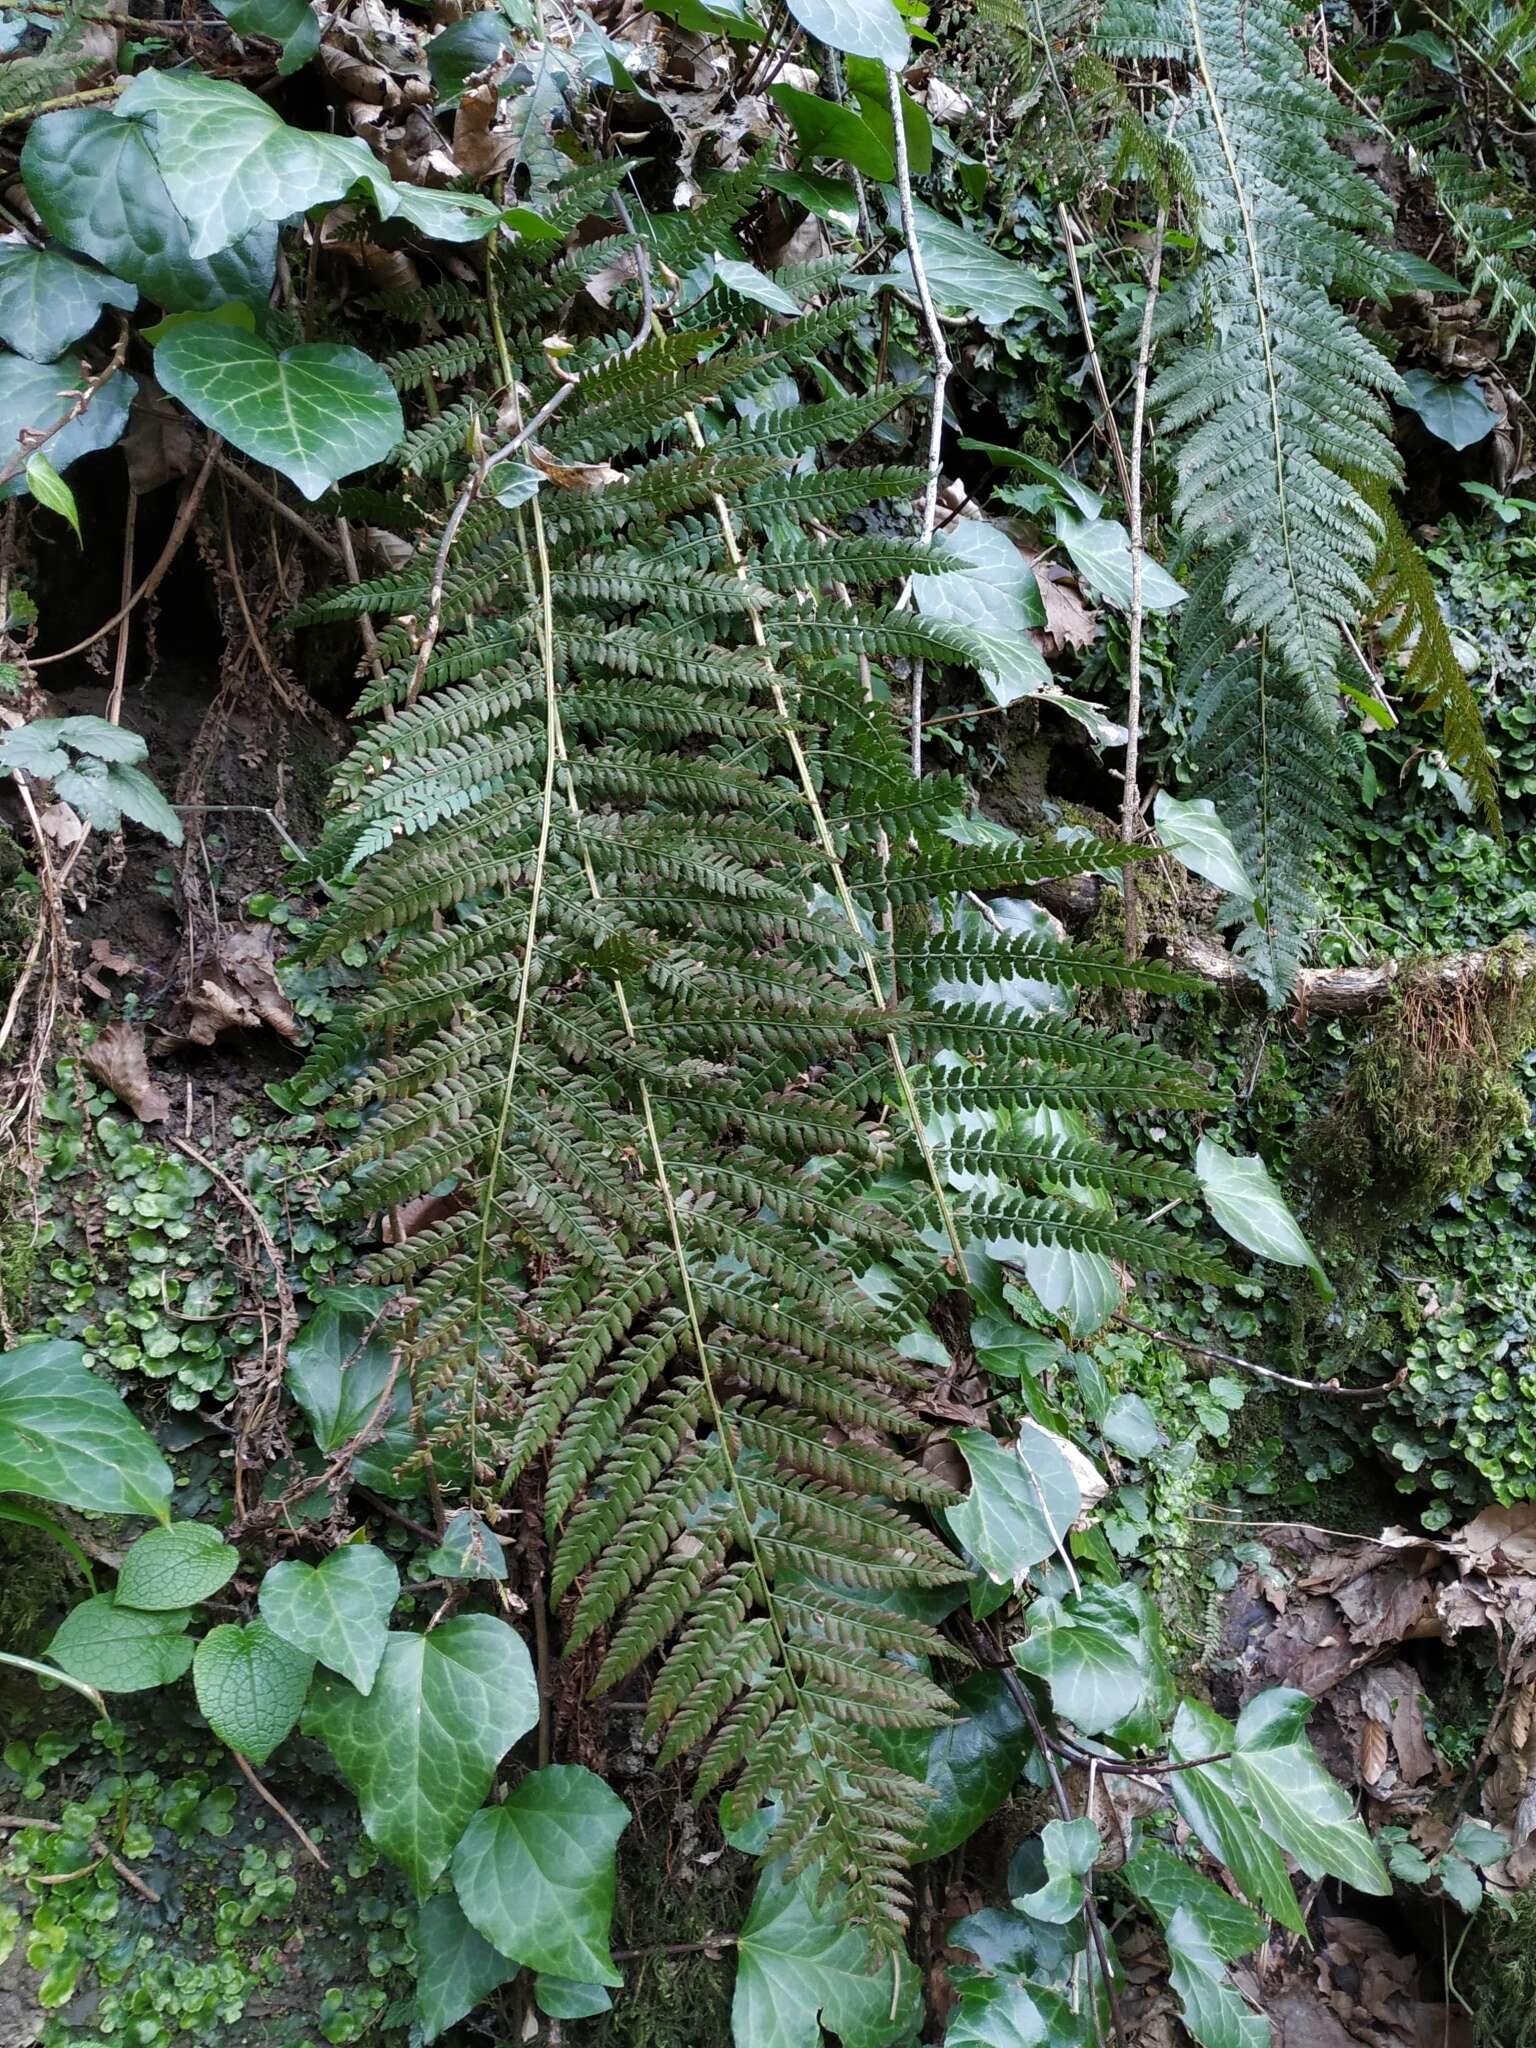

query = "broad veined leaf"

[1054,508,1186,613]
[944,1974,1093,2047]
[1018,1235,1120,1337]
[1011,1816,1099,1923]
[948,1424,1084,1587]
[1162,1907,1268,2048]
[210,0,320,74]
[881,198,1066,330]
[764,168,860,230]
[154,323,404,500]
[415,1892,516,2045]
[535,1976,613,2018]
[769,83,894,181]
[48,1594,193,1693]
[731,1863,921,2048]
[284,1292,395,1453]
[1012,1583,1173,1746]
[0,352,132,501]
[424,1508,507,1583]
[0,245,136,362]
[1121,1845,1266,1964]
[116,72,500,258]
[650,0,760,34]
[949,1903,1083,1988]
[116,1521,239,1611]
[1099,1391,1163,1457]
[1229,1687,1390,1897]
[784,0,907,64]
[193,1619,314,1765]
[21,110,277,314]
[842,56,932,177]
[258,1543,399,1693]
[1168,1697,1304,1933]
[877,1669,1032,1861]
[303,1615,538,1895]
[1152,792,1255,901]
[24,453,80,541]
[682,252,803,317]
[427,9,519,99]
[910,519,1051,709]
[1400,368,1499,450]
[451,1764,630,1984]
[0,1338,172,1521]
[1194,1137,1327,1287]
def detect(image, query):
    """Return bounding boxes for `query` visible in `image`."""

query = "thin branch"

[1120,212,1166,963]
[885,61,951,778]
[216,455,342,561]
[0,1815,161,1903]
[231,1753,329,1868]
[1057,206,1133,509]
[1114,1315,1404,1399]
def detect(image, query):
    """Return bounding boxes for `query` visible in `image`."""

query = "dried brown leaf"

[84,1021,170,1124]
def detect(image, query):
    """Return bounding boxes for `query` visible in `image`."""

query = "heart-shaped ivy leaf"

[303,1616,538,1895]
[0,352,132,501]
[154,324,404,500]
[0,1338,172,1521]
[116,1521,239,1611]
[193,1619,315,1764]
[452,1765,630,1984]
[0,245,136,363]
[415,1894,517,2045]
[21,110,277,315]
[258,1543,398,1694]
[210,0,320,75]
[48,1594,194,1693]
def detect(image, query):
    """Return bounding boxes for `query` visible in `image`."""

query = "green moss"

[1467,1884,1536,2047]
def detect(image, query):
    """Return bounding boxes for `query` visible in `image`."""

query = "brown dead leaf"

[84,1021,170,1124]
[122,376,200,493]
[452,72,517,180]
[38,801,84,849]
[1034,560,1100,656]
[159,926,298,1049]
[1453,1502,1536,1573]
[90,937,140,977]
[528,444,627,491]
[1359,1715,1389,1786]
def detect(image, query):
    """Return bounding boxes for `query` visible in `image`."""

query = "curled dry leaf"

[158,926,299,1049]
[1033,560,1100,657]
[452,71,517,181]
[84,1020,171,1124]
[528,445,627,492]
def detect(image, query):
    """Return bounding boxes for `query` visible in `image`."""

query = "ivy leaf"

[682,252,803,317]
[424,1508,507,1583]
[1162,1907,1268,2048]
[949,1904,1083,1986]
[1195,1137,1327,1289]
[731,1863,922,2048]
[0,245,136,363]
[116,1521,239,1611]
[1121,1845,1266,1965]
[95,760,183,844]
[1229,1688,1391,1897]
[285,1293,394,1453]
[415,1893,516,2046]
[1168,1697,1305,1934]
[21,109,277,314]
[881,198,1066,330]
[48,1594,194,1693]
[452,1764,630,1984]
[770,83,894,181]
[911,520,1051,710]
[1400,369,1499,450]
[948,1423,1084,1588]
[1152,793,1255,901]
[427,9,519,99]
[535,1977,613,2019]
[876,1670,1032,1861]
[1012,1583,1173,1747]
[783,0,907,64]
[0,352,133,501]
[1099,1392,1163,1457]
[303,1615,538,1895]
[764,169,861,231]
[193,1619,314,1764]
[209,0,320,74]
[944,1974,1093,2047]
[115,72,499,258]
[155,323,404,501]
[24,454,80,542]
[1012,1817,1099,1924]
[1054,508,1186,613]
[258,1543,399,1693]
[0,1338,173,1522]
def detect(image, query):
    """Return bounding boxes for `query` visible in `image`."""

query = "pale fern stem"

[1120,210,1166,964]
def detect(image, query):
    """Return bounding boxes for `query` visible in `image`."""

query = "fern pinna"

[291,191,1221,1937]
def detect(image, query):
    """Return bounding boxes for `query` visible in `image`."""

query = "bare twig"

[1057,207,1133,508]
[105,491,138,727]
[1115,1315,1403,1399]
[1120,213,1166,962]
[231,1753,329,1869]
[0,1815,161,1903]
[215,456,342,561]
[885,61,951,778]
[0,82,123,127]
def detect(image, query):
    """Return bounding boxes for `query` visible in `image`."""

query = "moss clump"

[0,1517,77,1653]
[1317,944,1536,1224]
[1467,1884,1536,2047]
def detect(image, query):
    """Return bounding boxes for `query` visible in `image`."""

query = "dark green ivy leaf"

[0,245,136,363]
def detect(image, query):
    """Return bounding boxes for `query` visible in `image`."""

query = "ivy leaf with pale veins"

[116,1521,239,1611]
[1162,1907,1269,2048]
[731,1864,922,2048]
[0,246,136,363]
[193,1620,314,1765]
[1012,1816,1099,1923]
[49,1595,195,1693]
[155,323,404,501]
[948,1424,1084,1588]
[424,1508,507,1583]
[0,354,133,502]
[1122,1845,1267,1964]
[414,1893,516,2046]
[1195,1138,1328,1290]
[258,1544,398,1694]
[1168,1696,1305,1934]
[303,1616,538,1895]
[114,72,499,259]
[1011,1583,1174,1748]
[452,1764,630,1984]
[21,110,277,314]
[1229,1687,1391,1897]
[0,1338,172,1522]
[783,0,907,66]
[944,1975,1094,2047]
[881,198,1066,330]
[1153,792,1255,902]
[284,1293,394,1453]
[875,1670,1031,1861]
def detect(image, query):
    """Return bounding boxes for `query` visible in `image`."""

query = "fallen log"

[1167,934,1536,1016]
